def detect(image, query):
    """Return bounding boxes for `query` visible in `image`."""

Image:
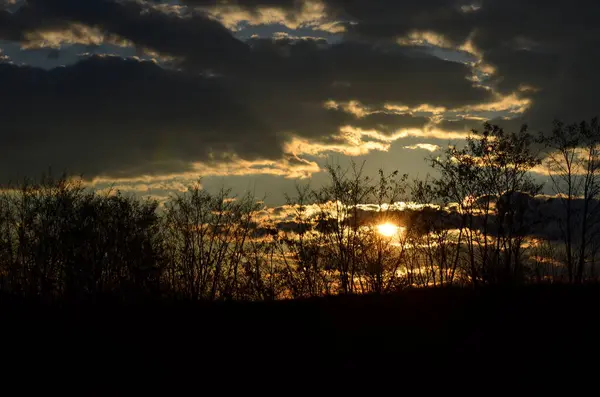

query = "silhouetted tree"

[411,177,461,286]
[279,183,333,298]
[163,181,261,300]
[430,122,542,285]
[540,118,600,283]
[309,162,409,293]
[7,119,600,301]
[0,173,163,300]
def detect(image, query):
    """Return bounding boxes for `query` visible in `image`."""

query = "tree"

[411,177,461,286]
[163,181,261,300]
[307,161,409,294]
[540,118,600,283]
[430,122,542,285]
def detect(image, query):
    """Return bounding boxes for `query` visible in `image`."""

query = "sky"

[1,0,599,205]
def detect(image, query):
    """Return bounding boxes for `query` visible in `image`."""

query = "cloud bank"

[1,0,598,189]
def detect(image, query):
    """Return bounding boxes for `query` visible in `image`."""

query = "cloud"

[531,147,600,177]
[456,92,531,114]
[179,1,600,128]
[3,0,248,71]
[198,0,340,32]
[323,0,475,45]
[87,154,320,204]
[20,23,133,49]
[328,0,600,131]
[167,0,344,34]
[192,0,600,134]
[404,144,441,152]
[1,2,493,106]
[214,185,600,245]
[0,6,61,42]
[4,0,599,188]
[190,155,321,179]
[0,55,285,182]
[392,128,471,141]
[1,0,19,8]
[0,34,489,183]
[285,132,391,157]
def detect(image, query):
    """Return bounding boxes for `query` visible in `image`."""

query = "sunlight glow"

[377,222,400,237]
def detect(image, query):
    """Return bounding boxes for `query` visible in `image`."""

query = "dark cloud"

[318,42,488,109]
[318,0,600,130]
[0,1,495,182]
[232,40,489,146]
[462,1,600,130]
[2,1,492,109]
[0,4,70,42]
[0,56,281,181]
[8,0,599,184]
[177,0,600,132]
[47,48,60,59]
[0,51,444,182]
[23,0,248,71]
[181,0,473,44]
[68,3,487,109]
[323,0,474,45]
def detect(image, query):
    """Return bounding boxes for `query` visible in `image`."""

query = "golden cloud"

[403,143,441,152]
[324,100,372,118]
[531,147,599,176]
[22,23,133,49]
[396,30,498,88]
[204,0,340,32]
[384,103,447,115]
[285,123,472,158]
[88,155,321,192]
[191,156,320,179]
[393,127,471,140]
[396,30,454,49]
[456,92,531,114]
[285,132,391,157]
[321,93,532,152]
[324,101,448,119]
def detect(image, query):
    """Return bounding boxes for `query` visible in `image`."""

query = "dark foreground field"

[2,286,599,393]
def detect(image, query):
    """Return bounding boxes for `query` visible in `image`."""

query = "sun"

[377,222,399,237]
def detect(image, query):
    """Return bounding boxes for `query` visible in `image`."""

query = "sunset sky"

[1,0,599,205]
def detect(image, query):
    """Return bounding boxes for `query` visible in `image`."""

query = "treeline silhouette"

[2,119,600,302]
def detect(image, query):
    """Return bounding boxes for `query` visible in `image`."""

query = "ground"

[1,286,598,393]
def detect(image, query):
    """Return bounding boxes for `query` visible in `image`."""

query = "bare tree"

[430,123,542,285]
[540,118,600,283]
[163,181,261,300]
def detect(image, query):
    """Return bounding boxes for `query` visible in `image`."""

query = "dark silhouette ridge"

[1,286,599,392]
